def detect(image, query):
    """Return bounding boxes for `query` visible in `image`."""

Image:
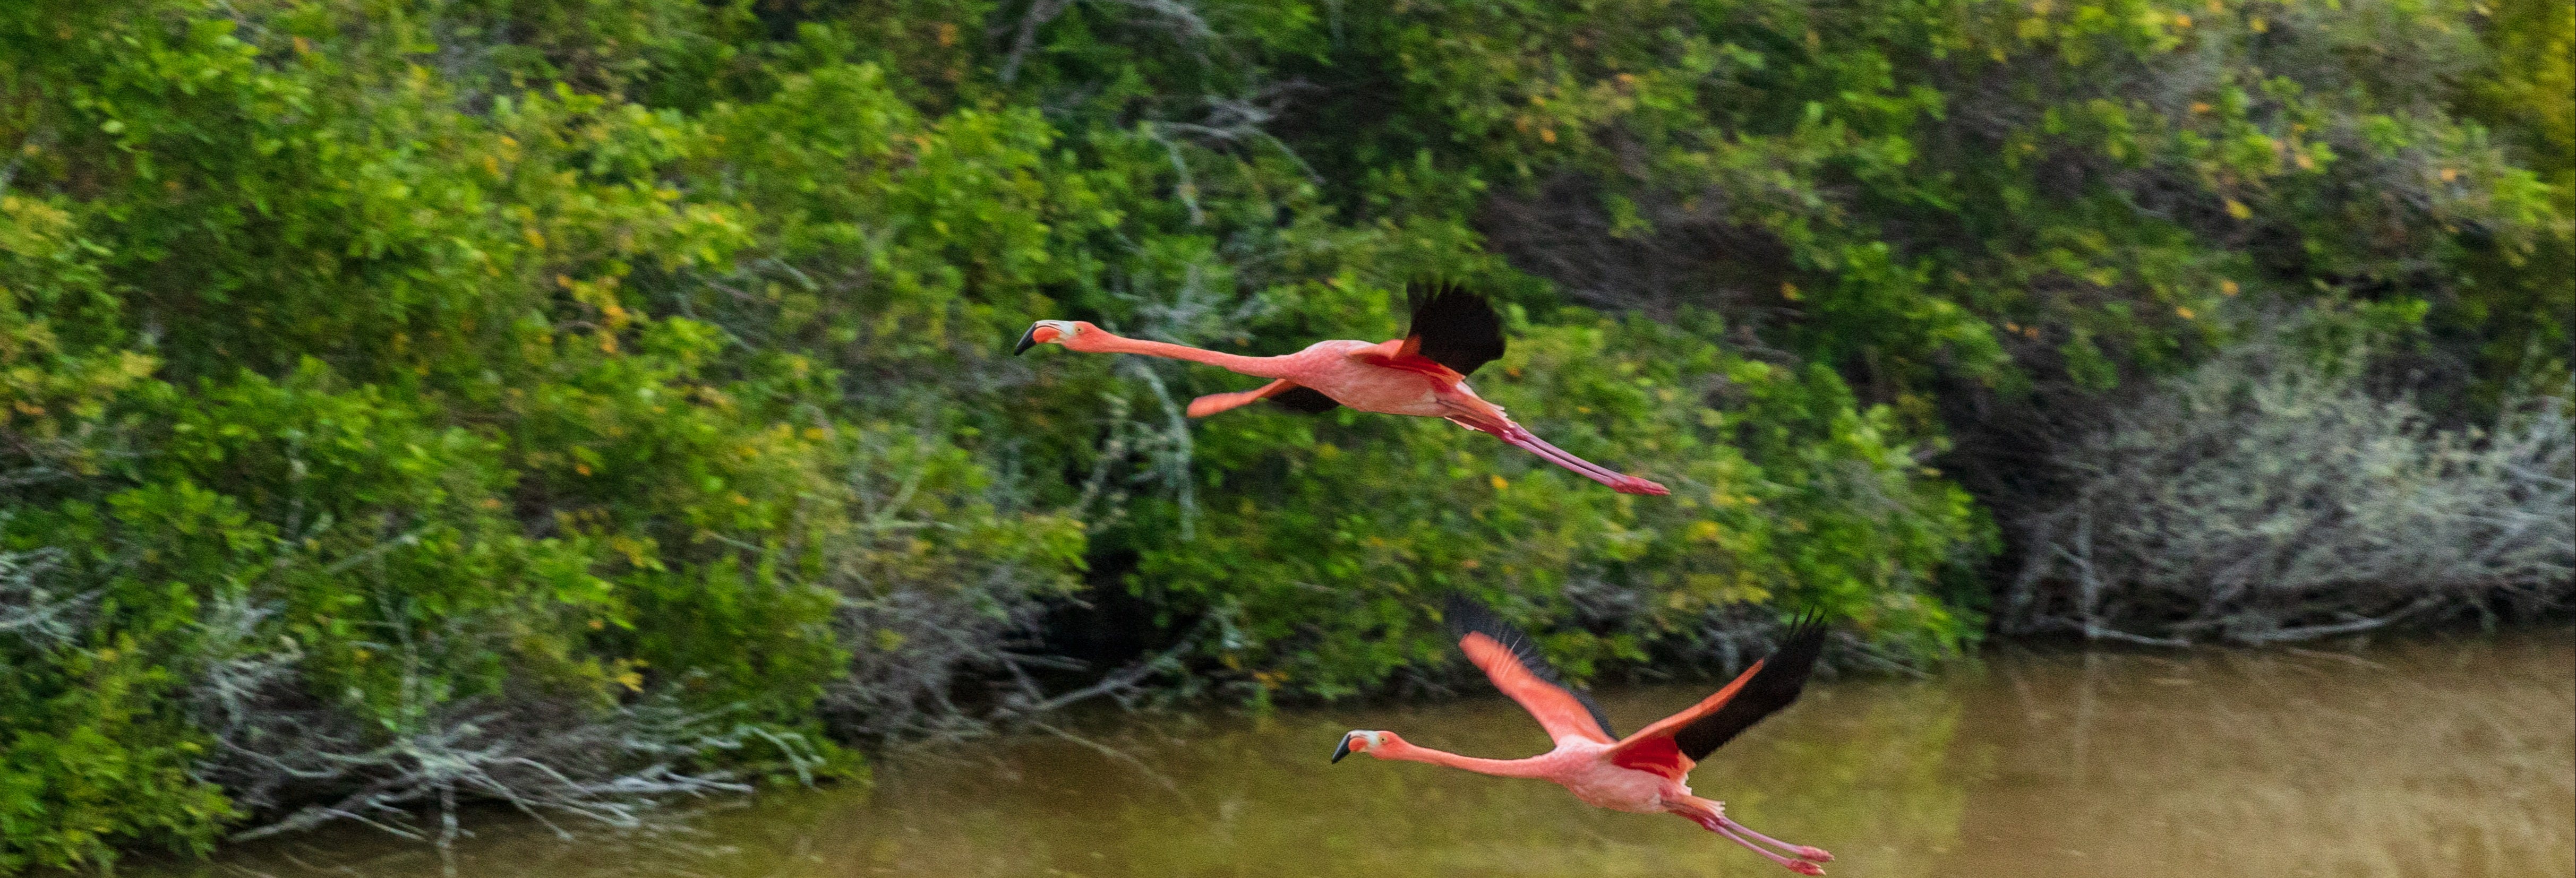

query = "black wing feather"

[1404,281,1508,377]
[1268,385,1342,414]
[1442,594,1615,739]
[1672,611,1830,761]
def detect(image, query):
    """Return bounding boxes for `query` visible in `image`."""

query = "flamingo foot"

[1717,815,1834,868]
[1612,475,1671,495]
[1786,860,1827,876]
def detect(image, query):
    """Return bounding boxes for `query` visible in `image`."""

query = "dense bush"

[2006,322,2574,643]
[0,0,2562,867]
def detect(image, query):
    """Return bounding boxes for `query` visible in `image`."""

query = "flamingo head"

[1330,730,1398,763]
[1013,320,1097,355]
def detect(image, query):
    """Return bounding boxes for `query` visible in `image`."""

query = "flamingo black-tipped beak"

[1330,736,1354,764]
[1013,325,1042,355]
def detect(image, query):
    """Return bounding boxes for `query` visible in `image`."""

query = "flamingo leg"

[1444,418,1597,480]
[1483,424,1670,495]
[1715,824,1827,876]
[1679,810,1826,875]
[1719,816,1835,864]
[1503,426,1650,489]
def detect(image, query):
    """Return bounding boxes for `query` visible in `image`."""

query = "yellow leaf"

[2225,199,2253,219]
[2221,279,2240,296]
[1490,474,1510,490]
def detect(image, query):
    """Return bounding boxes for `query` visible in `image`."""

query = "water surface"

[164,631,2573,878]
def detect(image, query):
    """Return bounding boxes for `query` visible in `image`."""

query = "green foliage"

[0,0,2559,865]
[1136,311,1982,698]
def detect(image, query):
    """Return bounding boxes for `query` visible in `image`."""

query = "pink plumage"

[1329,597,1836,874]
[1015,282,1670,495]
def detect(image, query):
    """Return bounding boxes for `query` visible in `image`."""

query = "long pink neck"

[1377,740,1553,778]
[1072,331,1290,378]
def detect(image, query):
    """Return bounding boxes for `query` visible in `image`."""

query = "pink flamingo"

[1333,596,1836,874]
[1014,282,1669,495]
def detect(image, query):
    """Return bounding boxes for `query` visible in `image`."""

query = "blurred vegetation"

[0,0,2564,867]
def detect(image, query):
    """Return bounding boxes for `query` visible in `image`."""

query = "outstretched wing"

[1193,379,1344,417]
[1446,595,1616,745]
[1268,385,1342,413]
[1188,380,1293,417]
[1605,612,1829,779]
[1403,281,1507,378]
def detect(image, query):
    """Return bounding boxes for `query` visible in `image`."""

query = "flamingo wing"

[1445,595,1616,745]
[1269,385,1341,413]
[1403,281,1507,377]
[1606,612,1829,779]
[1187,380,1296,417]
[1191,379,1343,417]
[1187,379,1340,416]
[1333,282,1500,391]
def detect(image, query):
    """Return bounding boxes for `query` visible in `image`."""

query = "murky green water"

[154,631,2572,878]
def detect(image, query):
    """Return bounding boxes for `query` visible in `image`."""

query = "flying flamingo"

[1013,282,1669,495]
[1332,596,1835,874]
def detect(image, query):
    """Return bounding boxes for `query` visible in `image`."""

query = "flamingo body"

[1015,283,1668,495]
[1543,740,1676,812]
[1332,596,1836,874]
[1233,338,1504,420]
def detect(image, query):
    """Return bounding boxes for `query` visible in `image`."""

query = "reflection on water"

[152,631,2572,878]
